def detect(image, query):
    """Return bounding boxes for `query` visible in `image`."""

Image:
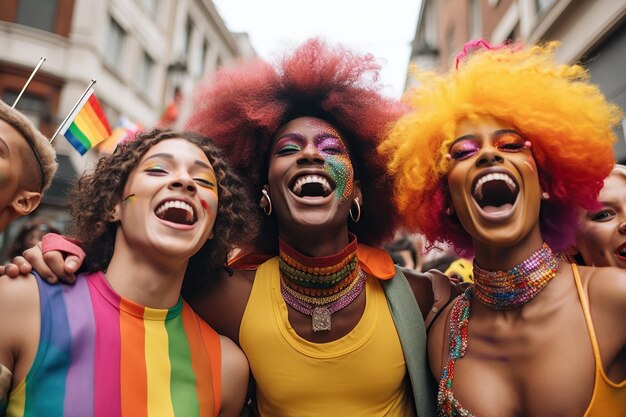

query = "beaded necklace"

[472,243,560,310]
[279,234,365,332]
[438,243,561,417]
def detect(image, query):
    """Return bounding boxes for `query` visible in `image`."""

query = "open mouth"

[290,174,335,198]
[155,200,197,225]
[616,243,626,260]
[472,172,519,213]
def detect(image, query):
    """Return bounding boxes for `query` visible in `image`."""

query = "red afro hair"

[186,38,405,251]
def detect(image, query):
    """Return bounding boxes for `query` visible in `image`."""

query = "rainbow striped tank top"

[7,271,221,417]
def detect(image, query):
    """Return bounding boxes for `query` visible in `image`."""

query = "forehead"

[0,118,28,156]
[455,117,515,137]
[139,138,212,166]
[600,173,626,196]
[274,117,343,140]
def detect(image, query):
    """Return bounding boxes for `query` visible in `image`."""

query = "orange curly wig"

[380,41,622,255]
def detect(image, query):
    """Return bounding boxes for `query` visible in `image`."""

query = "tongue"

[482,203,514,214]
[158,207,193,225]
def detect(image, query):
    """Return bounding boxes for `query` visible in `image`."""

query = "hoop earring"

[349,199,361,223]
[261,189,272,216]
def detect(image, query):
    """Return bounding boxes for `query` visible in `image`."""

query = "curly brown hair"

[68,129,256,291]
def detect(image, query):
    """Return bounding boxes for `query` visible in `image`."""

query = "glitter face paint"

[448,130,526,161]
[201,199,210,212]
[304,119,354,204]
[122,194,136,204]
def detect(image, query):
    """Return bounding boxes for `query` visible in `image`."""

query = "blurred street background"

[1,0,625,259]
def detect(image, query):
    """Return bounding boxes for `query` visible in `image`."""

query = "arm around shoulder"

[218,335,249,417]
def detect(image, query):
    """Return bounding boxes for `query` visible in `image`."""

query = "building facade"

[0,0,254,256]
[408,0,626,163]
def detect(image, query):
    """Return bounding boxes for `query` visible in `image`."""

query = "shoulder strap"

[381,267,437,417]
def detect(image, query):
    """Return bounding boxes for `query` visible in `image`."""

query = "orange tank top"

[240,254,413,417]
[572,264,626,416]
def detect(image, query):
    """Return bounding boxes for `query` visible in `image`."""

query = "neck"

[105,236,187,309]
[278,223,352,257]
[472,227,544,270]
[472,242,560,310]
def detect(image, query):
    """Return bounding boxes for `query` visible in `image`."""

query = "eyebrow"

[0,136,11,155]
[144,153,212,169]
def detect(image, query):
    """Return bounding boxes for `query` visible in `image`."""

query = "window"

[16,0,59,32]
[536,0,555,13]
[469,0,482,39]
[199,39,209,75]
[142,0,159,15]
[1,92,48,128]
[104,18,125,67]
[139,52,154,91]
[183,17,193,59]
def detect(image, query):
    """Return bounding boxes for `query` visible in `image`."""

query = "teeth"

[291,175,332,195]
[155,200,195,221]
[474,173,517,200]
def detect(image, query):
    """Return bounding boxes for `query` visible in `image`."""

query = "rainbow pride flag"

[59,88,112,155]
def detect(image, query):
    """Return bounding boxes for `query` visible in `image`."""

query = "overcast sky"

[212,0,422,99]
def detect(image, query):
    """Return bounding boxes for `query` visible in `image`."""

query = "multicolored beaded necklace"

[279,234,365,332]
[472,242,560,310]
[438,243,561,417]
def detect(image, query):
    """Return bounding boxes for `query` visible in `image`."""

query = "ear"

[259,184,270,210]
[11,190,42,216]
[353,180,363,207]
[110,202,122,222]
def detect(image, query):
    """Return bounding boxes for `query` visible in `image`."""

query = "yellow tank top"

[572,264,626,417]
[240,257,413,417]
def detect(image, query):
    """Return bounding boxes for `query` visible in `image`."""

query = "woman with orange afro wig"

[381,41,626,416]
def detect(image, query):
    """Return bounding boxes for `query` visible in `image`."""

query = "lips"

[472,171,519,214]
[289,174,335,198]
[155,199,197,225]
[616,242,626,261]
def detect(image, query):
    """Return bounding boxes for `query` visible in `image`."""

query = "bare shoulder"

[399,267,435,319]
[188,268,255,344]
[584,265,626,311]
[427,296,455,381]
[0,273,40,374]
[218,335,249,417]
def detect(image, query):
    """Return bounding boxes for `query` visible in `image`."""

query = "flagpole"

[12,57,46,108]
[51,79,97,143]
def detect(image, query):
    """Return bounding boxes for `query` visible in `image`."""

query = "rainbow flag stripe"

[6,272,220,417]
[60,88,112,155]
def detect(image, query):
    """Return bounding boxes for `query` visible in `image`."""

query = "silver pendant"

[312,306,331,332]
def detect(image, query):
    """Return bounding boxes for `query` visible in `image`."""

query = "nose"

[619,219,626,235]
[476,148,504,168]
[169,172,197,193]
[297,143,324,165]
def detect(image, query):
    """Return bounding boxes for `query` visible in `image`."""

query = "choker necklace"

[279,235,365,332]
[438,243,560,416]
[472,242,560,310]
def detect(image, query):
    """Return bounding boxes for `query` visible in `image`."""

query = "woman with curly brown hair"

[12,40,456,417]
[0,129,252,417]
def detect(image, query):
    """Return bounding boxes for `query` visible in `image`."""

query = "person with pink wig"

[380,41,626,416]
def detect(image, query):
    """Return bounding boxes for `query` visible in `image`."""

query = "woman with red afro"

[380,41,626,416]
[16,39,457,416]
[183,38,454,417]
